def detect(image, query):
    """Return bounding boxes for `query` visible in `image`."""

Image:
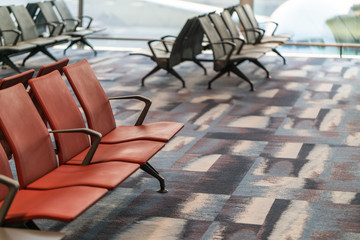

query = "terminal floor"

[1,48,360,240]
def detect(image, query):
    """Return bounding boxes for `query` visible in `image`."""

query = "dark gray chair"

[8,5,69,66]
[209,12,272,56]
[130,17,201,88]
[242,4,291,43]
[51,0,105,56]
[0,6,36,72]
[198,15,268,91]
[233,5,287,64]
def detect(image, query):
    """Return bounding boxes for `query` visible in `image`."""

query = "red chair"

[0,69,34,90]
[63,59,184,144]
[28,71,168,192]
[0,70,35,160]
[0,139,108,229]
[0,83,141,192]
[36,58,69,77]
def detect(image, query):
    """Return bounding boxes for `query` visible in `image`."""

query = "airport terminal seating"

[51,0,105,56]
[241,4,291,43]
[0,83,141,229]
[8,5,69,66]
[0,57,184,229]
[0,7,42,72]
[130,4,290,89]
[0,143,108,228]
[233,5,287,64]
[198,15,268,91]
[130,17,205,87]
[63,59,184,144]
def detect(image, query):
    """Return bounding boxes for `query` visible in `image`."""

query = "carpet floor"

[1,46,360,240]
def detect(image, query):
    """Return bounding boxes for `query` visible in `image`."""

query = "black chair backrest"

[234,5,258,44]
[0,6,19,46]
[168,18,195,67]
[8,5,40,41]
[198,15,226,60]
[182,17,204,60]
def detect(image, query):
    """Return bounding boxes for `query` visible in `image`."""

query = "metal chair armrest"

[50,128,102,165]
[0,29,21,46]
[80,15,93,29]
[0,175,19,226]
[109,95,152,126]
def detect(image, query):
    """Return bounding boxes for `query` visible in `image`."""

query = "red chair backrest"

[0,70,35,160]
[0,146,14,201]
[63,59,116,137]
[29,71,91,165]
[0,69,35,90]
[36,58,70,77]
[0,84,58,188]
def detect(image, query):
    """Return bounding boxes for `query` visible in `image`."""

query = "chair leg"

[79,38,97,56]
[140,162,168,193]
[230,64,254,91]
[64,40,78,55]
[167,68,186,88]
[141,66,161,86]
[208,70,227,89]
[249,59,270,78]
[22,49,39,66]
[1,56,20,72]
[6,220,40,229]
[272,48,286,65]
[24,220,40,230]
[192,59,207,75]
[38,46,58,62]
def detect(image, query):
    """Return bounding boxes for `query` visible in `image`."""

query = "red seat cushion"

[1,186,107,223]
[26,161,140,190]
[101,122,184,144]
[68,140,165,165]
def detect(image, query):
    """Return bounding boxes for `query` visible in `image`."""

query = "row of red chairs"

[0,59,183,229]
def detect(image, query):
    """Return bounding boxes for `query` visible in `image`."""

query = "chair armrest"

[46,22,65,36]
[259,21,278,36]
[50,128,102,166]
[148,39,171,55]
[159,35,176,52]
[220,41,236,63]
[109,95,152,126]
[242,28,263,44]
[161,35,176,39]
[0,175,19,226]
[223,37,245,54]
[210,41,236,65]
[63,18,80,31]
[80,16,93,29]
[0,29,21,46]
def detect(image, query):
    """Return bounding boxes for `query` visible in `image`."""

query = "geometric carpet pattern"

[1,47,360,239]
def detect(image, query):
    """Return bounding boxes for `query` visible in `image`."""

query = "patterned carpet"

[1,46,360,240]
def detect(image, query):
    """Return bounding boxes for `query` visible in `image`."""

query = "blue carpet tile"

[1,47,360,240]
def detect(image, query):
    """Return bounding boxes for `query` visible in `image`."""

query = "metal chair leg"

[141,66,161,86]
[140,162,168,193]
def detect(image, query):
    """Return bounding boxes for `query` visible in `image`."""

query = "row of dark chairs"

[131,4,291,90]
[0,0,104,73]
[0,58,183,230]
